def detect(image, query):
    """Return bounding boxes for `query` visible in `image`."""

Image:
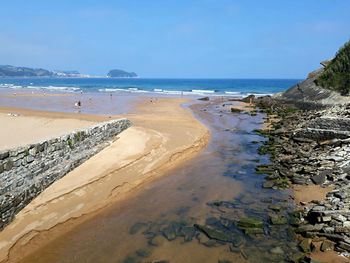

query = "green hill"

[316,40,350,95]
[0,65,53,77]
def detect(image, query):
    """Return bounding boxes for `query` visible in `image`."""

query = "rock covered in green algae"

[262,181,275,188]
[255,165,275,175]
[161,221,185,241]
[268,204,282,212]
[242,227,264,234]
[194,224,233,242]
[269,214,288,225]
[237,217,263,229]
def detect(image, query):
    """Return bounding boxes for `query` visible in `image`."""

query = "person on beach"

[75,101,81,107]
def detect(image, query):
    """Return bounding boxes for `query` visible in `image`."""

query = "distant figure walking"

[75,101,82,107]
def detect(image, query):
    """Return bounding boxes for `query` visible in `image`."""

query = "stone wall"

[0,118,131,230]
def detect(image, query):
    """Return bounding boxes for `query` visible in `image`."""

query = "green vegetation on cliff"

[317,40,350,95]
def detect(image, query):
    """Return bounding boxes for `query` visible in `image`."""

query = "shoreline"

[0,97,210,262]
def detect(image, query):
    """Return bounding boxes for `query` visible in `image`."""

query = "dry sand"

[0,97,209,262]
[0,112,96,150]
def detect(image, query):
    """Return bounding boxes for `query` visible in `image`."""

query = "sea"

[0,78,300,97]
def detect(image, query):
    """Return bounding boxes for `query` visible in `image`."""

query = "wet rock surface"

[254,97,350,260]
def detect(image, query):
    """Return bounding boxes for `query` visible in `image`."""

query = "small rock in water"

[263,181,274,188]
[129,222,148,235]
[194,224,233,242]
[270,246,284,255]
[123,256,140,263]
[148,235,166,247]
[269,215,288,225]
[180,226,197,242]
[135,248,151,258]
[268,204,282,212]
[237,217,263,228]
[162,227,177,241]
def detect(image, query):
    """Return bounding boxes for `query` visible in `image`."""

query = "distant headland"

[107,69,138,78]
[0,65,138,78]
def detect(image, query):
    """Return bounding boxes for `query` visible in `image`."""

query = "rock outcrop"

[274,65,350,109]
[275,40,350,109]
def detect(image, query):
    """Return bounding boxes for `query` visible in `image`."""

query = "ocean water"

[0,78,300,97]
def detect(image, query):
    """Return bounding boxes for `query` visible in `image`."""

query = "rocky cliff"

[275,40,350,109]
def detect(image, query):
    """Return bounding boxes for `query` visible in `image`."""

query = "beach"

[0,89,307,263]
[0,91,209,262]
[1,88,346,262]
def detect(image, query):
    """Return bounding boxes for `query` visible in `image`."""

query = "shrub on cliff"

[316,40,350,95]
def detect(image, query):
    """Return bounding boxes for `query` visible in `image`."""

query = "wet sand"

[0,93,209,262]
[293,185,334,204]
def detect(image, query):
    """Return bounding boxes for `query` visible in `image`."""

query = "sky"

[1,0,349,78]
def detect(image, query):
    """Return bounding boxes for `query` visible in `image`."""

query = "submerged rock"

[135,248,151,258]
[237,217,263,229]
[270,246,284,255]
[129,222,148,235]
[269,215,288,225]
[181,226,197,242]
[194,224,233,242]
[148,235,166,247]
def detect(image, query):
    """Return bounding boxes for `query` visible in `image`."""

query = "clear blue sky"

[1,0,349,78]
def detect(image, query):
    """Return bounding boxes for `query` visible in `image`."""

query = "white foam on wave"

[24,85,81,92]
[0,84,23,89]
[191,89,216,94]
[99,88,128,92]
[225,91,240,95]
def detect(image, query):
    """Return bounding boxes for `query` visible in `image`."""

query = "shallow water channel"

[18,100,298,263]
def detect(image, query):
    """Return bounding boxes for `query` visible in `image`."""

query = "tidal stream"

[17,99,298,263]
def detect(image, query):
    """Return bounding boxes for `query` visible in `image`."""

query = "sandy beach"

[0,95,209,262]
